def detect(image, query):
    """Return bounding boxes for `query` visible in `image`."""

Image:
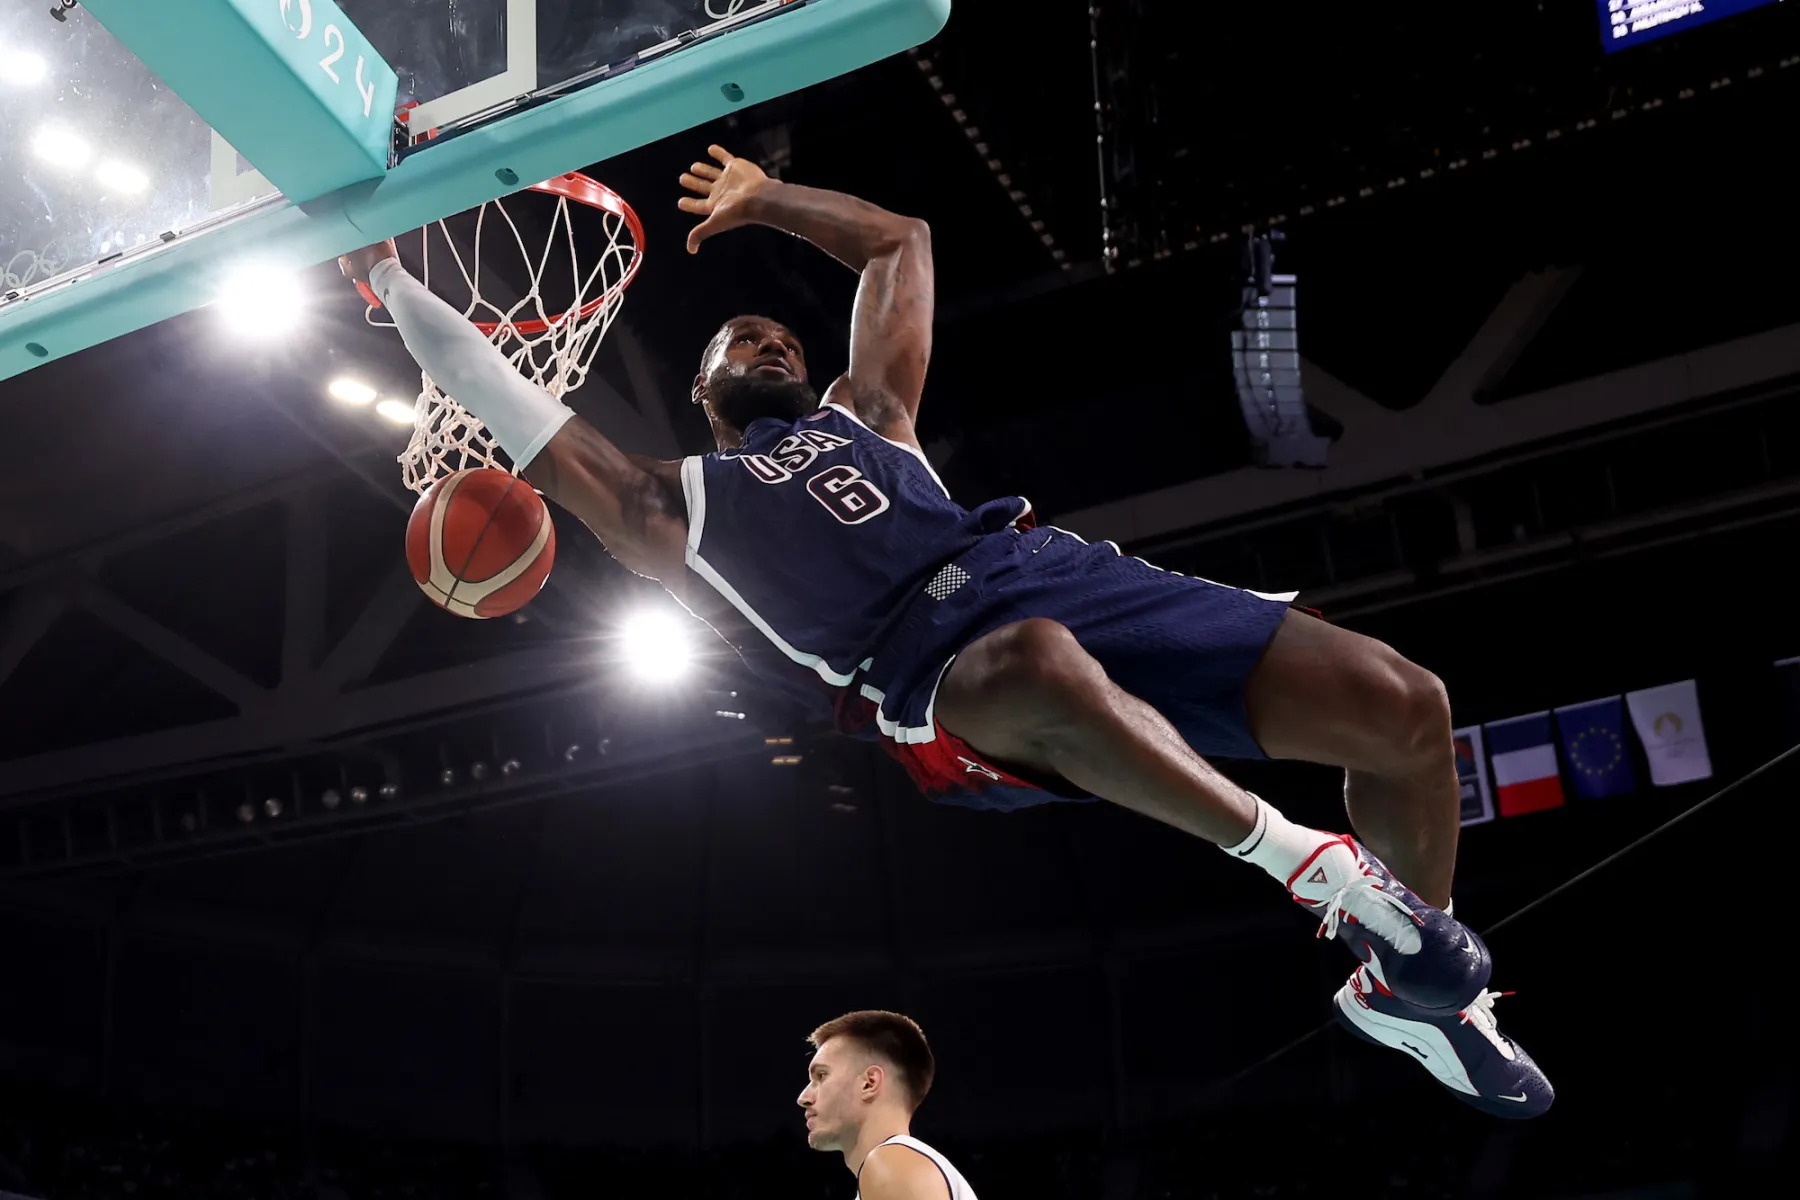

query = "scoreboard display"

[1599,0,1783,52]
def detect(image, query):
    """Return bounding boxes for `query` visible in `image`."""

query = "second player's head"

[693,314,818,441]
[797,1010,936,1153]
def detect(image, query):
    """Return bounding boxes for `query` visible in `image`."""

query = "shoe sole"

[1333,985,1548,1119]
[1334,985,1480,1095]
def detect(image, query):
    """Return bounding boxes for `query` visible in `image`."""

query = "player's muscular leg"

[1243,610,1459,909]
[935,619,1259,846]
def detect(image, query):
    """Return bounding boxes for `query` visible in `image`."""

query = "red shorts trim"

[834,684,1073,810]
[831,676,1051,805]
[883,721,1045,800]
[882,719,1092,812]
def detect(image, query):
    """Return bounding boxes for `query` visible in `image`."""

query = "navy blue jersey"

[678,402,1030,690]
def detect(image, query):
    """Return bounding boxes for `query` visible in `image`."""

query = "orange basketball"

[406,468,556,619]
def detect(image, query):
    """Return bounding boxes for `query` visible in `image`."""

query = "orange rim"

[354,172,644,338]
[472,172,645,338]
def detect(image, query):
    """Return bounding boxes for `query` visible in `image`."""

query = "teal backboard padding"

[0,0,952,382]
[80,0,398,203]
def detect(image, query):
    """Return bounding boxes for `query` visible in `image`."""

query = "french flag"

[1483,711,1566,817]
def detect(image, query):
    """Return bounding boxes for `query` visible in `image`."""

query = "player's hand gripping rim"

[338,239,400,309]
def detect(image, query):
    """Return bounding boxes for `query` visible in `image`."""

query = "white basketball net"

[366,181,641,494]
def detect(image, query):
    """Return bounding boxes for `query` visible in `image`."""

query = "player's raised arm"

[680,146,933,446]
[340,243,689,589]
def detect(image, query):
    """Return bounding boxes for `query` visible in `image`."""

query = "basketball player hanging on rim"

[340,144,1552,1119]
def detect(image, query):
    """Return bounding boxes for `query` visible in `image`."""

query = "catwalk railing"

[1128,377,1800,620]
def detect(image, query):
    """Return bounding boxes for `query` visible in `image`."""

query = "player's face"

[702,316,818,432]
[796,1039,861,1152]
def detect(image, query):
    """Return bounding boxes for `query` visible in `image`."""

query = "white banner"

[1453,725,1496,826]
[1625,679,1713,786]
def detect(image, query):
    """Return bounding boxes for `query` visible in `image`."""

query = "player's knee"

[969,618,1104,723]
[1368,650,1453,768]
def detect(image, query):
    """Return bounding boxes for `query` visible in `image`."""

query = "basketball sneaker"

[1285,835,1491,1012]
[1335,963,1554,1119]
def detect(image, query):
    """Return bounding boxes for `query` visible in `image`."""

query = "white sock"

[1221,794,1337,892]
[369,258,574,471]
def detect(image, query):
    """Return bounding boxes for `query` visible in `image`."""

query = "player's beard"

[709,372,819,431]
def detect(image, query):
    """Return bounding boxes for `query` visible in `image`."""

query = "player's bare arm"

[525,426,690,591]
[680,145,933,447]
[337,241,689,591]
[856,1145,953,1200]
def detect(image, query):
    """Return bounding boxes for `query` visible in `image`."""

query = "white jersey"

[857,1136,978,1200]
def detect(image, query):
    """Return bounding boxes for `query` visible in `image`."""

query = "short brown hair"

[807,1010,936,1108]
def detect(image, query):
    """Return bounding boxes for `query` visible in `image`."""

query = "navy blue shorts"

[843,526,1295,811]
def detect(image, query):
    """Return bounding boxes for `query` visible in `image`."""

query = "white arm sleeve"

[368,258,574,471]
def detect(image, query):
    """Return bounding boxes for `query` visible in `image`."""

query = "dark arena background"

[3,2,1799,1197]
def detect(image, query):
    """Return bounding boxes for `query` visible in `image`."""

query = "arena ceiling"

[5,1,1798,560]
[1,0,1797,873]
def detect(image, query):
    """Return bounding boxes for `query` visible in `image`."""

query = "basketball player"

[340,144,1552,1117]
[798,1011,974,1200]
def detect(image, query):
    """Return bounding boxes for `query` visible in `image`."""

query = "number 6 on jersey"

[807,465,891,525]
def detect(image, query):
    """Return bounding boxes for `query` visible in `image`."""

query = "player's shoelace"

[1314,871,1424,954]
[1456,988,1518,1060]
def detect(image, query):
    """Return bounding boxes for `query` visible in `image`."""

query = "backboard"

[0,0,950,380]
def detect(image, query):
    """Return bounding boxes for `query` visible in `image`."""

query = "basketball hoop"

[360,172,644,494]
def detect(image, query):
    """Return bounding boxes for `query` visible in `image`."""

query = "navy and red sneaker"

[1335,963,1554,1119]
[1285,834,1491,1013]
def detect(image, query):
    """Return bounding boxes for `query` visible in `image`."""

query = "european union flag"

[1552,696,1638,800]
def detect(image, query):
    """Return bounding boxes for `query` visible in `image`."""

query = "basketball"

[405,468,556,619]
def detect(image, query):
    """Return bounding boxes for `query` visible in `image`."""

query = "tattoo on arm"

[847,221,934,428]
[523,449,559,498]
[521,420,687,584]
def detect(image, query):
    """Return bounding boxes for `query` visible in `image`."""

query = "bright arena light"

[328,377,377,405]
[215,264,304,339]
[374,398,416,424]
[0,50,47,86]
[95,159,149,194]
[622,611,692,681]
[31,127,90,169]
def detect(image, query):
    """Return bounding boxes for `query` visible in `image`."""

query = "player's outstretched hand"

[679,145,771,254]
[338,239,399,287]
